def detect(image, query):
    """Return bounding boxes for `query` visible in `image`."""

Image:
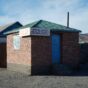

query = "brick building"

[5,20,81,75]
[0,22,22,68]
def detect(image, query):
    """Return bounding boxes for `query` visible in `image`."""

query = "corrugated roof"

[5,20,81,34]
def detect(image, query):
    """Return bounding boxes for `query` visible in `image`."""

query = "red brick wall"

[7,34,52,74]
[7,34,31,65]
[31,36,52,66]
[61,32,80,67]
[31,36,52,74]
[7,32,80,74]
[7,32,80,67]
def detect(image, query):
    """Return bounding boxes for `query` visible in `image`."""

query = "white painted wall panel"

[19,27,50,37]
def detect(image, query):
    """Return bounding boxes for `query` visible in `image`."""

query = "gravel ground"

[0,69,88,88]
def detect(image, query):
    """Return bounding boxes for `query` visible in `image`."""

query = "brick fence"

[80,43,88,64]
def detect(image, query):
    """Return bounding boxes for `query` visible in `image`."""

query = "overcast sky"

[0,0,88,33]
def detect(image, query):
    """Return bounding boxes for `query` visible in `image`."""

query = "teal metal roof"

[5,20,81,34]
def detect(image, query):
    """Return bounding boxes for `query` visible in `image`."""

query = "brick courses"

[7,32,80,74]
[62,32,80,67]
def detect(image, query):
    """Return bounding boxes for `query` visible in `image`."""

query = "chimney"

[67,12,69,28]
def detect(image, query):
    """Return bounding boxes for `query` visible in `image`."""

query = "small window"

[13,35,20,50]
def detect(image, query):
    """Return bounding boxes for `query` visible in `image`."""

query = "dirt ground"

[0,69,88,88]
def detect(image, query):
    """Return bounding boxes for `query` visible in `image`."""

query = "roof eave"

[4,31,19,35]
[51,29,81,33]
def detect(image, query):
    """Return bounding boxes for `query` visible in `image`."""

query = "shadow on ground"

[31,64,88,76]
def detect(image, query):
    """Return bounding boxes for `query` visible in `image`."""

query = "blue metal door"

[52,34,60,64]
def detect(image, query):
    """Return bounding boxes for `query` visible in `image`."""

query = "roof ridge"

[4,19,81,35]
[31,20,42,28]
[0,21,20,28]
[40,20,66,27]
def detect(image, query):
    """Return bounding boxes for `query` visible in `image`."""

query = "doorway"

[52,34,61,64]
